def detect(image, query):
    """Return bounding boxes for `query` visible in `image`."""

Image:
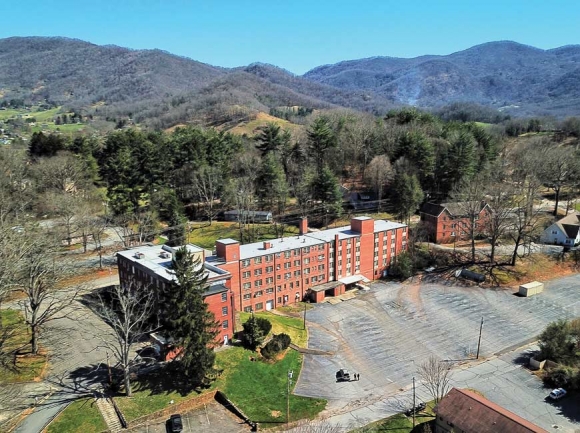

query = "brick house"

[117,244,235,346]
[435,388,548,433]
[207,216,408,310]
[419,201,491,244]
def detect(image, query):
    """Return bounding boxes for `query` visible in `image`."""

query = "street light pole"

[287,370,293,428]
[412,376,416,428]
[476,317,484,359]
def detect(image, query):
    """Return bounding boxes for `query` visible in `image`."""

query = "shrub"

[242,316,270,351]
[545,365,579,390]
[261,333,291,359]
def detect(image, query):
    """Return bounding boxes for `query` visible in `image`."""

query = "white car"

[548,388,567,400]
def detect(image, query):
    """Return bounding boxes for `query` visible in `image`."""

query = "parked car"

[548,388,567,400]
[336,368,351,381]
[405,402,426,416]
[169,414,183,432]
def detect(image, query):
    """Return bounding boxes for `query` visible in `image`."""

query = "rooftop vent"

[160,252,170,259]
[134,252,145,259]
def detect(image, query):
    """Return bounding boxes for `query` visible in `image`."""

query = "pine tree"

[166,247,219,385]
[254,123,290,156]
[307,117,336,175]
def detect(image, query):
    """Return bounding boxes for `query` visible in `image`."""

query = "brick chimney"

[299,217,308,235]
[263,241,271,250]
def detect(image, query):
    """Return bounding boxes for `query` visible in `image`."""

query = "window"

[356,247,360,252]
[284,262,291,269]
[266,288,274,294]
[284,251,291,258]
[243,271,251,278]
[243,282,251,290]
[311,276,317,283]
[303,246,310,253]
[277,285,282,292]
[242,259,250,267]
[255,302,263,311]
[221,292,228,302]
[265,254,273,262]
[304,257,310,264]
[552,230,558,234]
[222,307,228,316]
[318,254,324,261]
[293,249,300,256]
[254,269,262,276]
[265,276,273,284]
[318,264,325,271]
[266,266,273,273]
[254,280,262,287]
[294,270,301,276]
[304,268,310,275]
[255,290,263,297]
[319,244,324,251]
[285,272,291,279]
[244,306,252,312]
[294,260,300,266]
[290,282,294,288]
[222,320,229,329]
[254,257,262,264]
[243,293,251,300]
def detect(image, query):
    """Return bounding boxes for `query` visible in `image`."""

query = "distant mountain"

[303,41,580,116]
[1,37,580,126]
[0,37,393,128]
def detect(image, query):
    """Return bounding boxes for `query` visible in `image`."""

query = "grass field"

[239,311,308,348]
[216,347,325,424]
[227,112,302,137]
[350,401,435,432]
[47,398,107,433]
[188,221,299,249]
[0,309,47,383]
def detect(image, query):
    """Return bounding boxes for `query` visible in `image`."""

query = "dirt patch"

[271,410,282,418]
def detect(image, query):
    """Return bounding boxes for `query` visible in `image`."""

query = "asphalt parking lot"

[294,274,580,430]
[130,401,250,433]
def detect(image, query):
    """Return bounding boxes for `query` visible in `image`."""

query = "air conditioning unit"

[160,252,170,259]
[134,252,145,259]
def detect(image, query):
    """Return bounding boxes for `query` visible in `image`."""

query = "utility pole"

[476,317,484,359]
[287,370,293,428]
[412,376,416,428]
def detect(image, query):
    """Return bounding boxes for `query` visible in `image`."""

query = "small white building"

[540,212,580,246]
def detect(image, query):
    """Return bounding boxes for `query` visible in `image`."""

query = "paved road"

[10,274,119,433]
[294,275,580,431]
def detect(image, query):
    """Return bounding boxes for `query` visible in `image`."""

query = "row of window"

[241,245,326,267]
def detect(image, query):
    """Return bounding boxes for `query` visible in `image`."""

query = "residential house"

[435,388,548,433]
[420,201,492,244]
[223,210,273,223]
[540,212,580,246]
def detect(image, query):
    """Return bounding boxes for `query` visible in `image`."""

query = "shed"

[519,281,544,297]
[308,281,345,303]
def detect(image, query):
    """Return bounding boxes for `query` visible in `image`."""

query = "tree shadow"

[128,364,208,397]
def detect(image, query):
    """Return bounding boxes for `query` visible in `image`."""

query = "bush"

[261,333,291,359]
[390,252,414,279]
[545,365,579,390]
[242,316,272,350]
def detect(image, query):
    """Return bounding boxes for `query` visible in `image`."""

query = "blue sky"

[1,0,578,74]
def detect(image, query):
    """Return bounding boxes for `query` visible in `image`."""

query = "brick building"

[207,216,408,311]
[419,201,491,244]
[117,244,235,346]
[435,388,548,433]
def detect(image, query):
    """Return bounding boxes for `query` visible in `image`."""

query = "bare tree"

[89,280,157,397]
[417,356,453,404]
[538,145,580,216]
[450,174,488,263]
[90,217,109,269]
[364,155,393,210]
[15,230,80,354]
[192,166,223,225]
[134,210,158,245]
[32,153,91,194]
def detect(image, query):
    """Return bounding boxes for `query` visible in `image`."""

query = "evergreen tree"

[166,247,218,385]
[256,153,287,210]
[254,123,290,156]
[391,172,424,224]
[312,165,343,217]
[307,117,336,175]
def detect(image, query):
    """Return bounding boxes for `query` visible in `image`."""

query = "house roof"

[435,388,548,433]
[420,201,489,218]
[555,213,580,239]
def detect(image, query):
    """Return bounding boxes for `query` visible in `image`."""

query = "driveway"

[294,275,580,430]
[130,401,250,433]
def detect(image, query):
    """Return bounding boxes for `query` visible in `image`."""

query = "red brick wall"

[204,289,234,344]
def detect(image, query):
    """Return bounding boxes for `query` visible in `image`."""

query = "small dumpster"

[519,281,544,297]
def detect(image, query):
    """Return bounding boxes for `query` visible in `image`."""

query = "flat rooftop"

[117,244,230,283]
[305,219,406,243]
[239,235,324,259]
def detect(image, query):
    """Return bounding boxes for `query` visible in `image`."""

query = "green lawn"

[216,347,325,424]
[188,221,299,249]
[47,398,107,433]
[0,309,47,383]
[239,311,308,348]
[350,401,435,432]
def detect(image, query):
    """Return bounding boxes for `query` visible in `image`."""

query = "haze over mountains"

[1,36,579,126]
